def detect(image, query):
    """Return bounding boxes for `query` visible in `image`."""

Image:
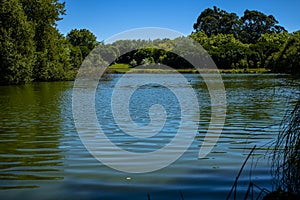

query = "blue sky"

[57,0,300,41]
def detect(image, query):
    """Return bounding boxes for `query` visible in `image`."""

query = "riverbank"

[107,64,271,74]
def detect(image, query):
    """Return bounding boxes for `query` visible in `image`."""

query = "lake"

[0,74,299,200]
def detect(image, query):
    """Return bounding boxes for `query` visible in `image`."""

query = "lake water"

[0,74,299,200]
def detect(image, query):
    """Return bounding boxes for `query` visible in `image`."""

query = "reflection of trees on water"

[0,83,69,189]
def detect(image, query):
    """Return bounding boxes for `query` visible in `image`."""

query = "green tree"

[66,29,98,59]
[69,45,82,69]
[93,43,119,65]
[0,0,35,85]
[133,48,156,65]
[205,34,248,69]
[189,31,209,46]
[267,31,300,74]
[240,10,286,43]
[20,0,71,81]
[254,32,289,68]
[193,6,240,37]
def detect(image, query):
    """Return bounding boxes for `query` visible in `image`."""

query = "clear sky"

[57,0,300,41]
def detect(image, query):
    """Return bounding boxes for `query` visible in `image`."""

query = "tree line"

[112,6,299,73]
[191,6,299,73]
[0,1,299,85]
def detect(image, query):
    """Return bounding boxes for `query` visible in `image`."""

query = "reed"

[271,96,300,196]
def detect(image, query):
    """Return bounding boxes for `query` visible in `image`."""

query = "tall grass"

[271,97,300,196]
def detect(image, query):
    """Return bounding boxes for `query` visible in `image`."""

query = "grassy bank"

[108,64,271,74]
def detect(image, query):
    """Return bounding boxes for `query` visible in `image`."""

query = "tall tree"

[69,45,82,69]
[66,29,98,59]
[204,34,248,69]
[190,31,208,45]
[193,6,240,37]
[20,0,71,81]
[254,32,289,68]
[240,10,286,43]
[267,31,300,74]
[0,0,35,85]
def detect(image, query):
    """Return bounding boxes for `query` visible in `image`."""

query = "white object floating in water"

[126,177,131,180]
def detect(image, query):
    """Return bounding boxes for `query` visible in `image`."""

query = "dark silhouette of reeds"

[271,97,300,196]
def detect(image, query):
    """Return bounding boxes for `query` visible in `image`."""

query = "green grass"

[219,68,271,74]
[107,64,271,74]
[109,64,131,69]
[107,64,131,73]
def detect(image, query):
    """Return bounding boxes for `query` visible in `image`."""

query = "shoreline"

[107,65,271,74]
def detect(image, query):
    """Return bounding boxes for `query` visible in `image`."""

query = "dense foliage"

[193,6,286,43]
[0,2,299,85]
[0,0,34,84]
[266,31,300,74]
[0,0,71,84]
[111,6,298,72]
